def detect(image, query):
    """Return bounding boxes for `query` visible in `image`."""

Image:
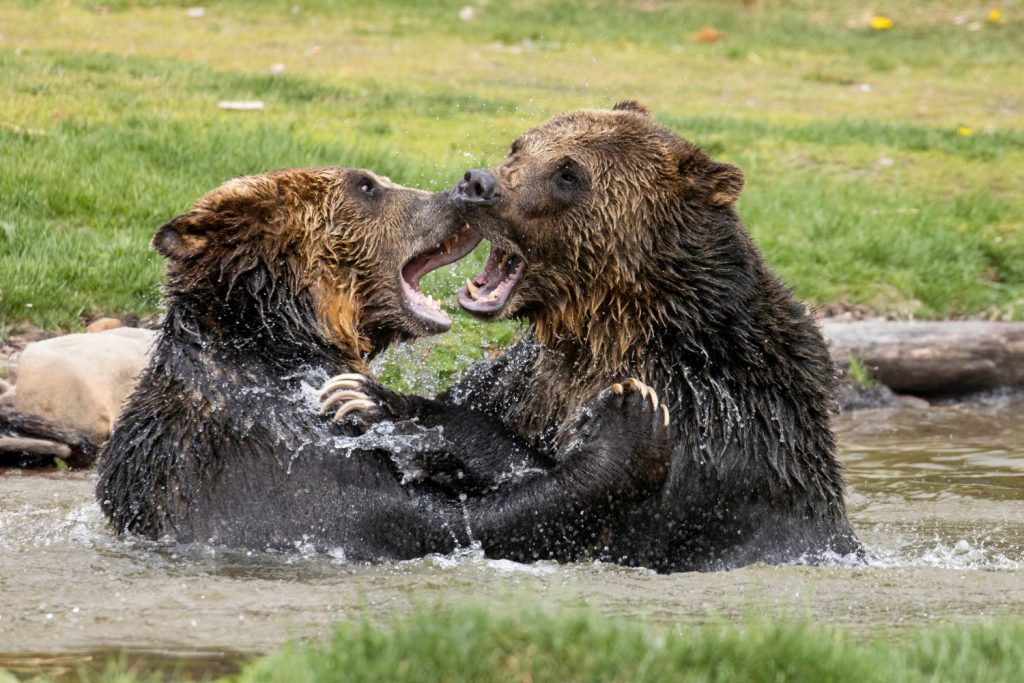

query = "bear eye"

[555,164,579,187]
[357,177,377,197]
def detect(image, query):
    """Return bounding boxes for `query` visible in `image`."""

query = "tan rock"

[13,327,156,444]
[86,317,123,333]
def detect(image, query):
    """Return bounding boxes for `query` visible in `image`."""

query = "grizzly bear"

[322,103,861,571]
[96,166,671,559]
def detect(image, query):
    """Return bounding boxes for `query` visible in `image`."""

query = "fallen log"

[0,405,97,467]
[0,437,71,458]
[821,321,1024,396]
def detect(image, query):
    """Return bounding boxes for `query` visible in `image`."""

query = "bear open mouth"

[457,242,525,316]
[400,223,480,331]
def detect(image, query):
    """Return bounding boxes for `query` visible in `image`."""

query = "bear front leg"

[459,377,673,562]
[319,373,553,491]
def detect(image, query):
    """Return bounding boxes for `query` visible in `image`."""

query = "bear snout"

[454,168,500,204]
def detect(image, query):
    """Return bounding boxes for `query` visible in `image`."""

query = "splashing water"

[0,393,1022,661]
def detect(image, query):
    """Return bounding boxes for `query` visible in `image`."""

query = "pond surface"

[1,394,1022,675]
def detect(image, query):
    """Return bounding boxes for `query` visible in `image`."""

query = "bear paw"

[566,377,672,497]
[318,373,383,424]
[605,378,671,427]
[318,373,409,427]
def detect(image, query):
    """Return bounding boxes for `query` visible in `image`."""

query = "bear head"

[452,102,751,359]
[153,167,478,362]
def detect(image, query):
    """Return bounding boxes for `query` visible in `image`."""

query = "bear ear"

[152,213,208,260]
[612,100,652,117]
[705,162,744,206]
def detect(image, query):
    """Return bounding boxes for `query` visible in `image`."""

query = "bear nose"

[454,168,500,203]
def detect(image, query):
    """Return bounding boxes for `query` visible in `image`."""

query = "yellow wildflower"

[988,9,1002,23]
[957,126,973,137]
[869,15,894,30]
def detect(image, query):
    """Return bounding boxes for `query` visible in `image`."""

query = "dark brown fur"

[97,166,669,558]
[424,103,861,570]
[152,169,451,368]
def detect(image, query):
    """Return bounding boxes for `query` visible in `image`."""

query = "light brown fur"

[154,168,449,365]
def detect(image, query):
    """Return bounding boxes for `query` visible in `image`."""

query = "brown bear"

[323,103,861,571]
[96,166,671,559]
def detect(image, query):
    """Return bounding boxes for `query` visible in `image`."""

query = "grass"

[845,354,875,389]
[6,607,1024,682]
[3,6,1021,675]
[1,1,1023,347]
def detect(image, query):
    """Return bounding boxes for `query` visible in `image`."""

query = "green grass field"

[1,0,1022,339]
[3,5,1023,676]
[5,607,1024,682]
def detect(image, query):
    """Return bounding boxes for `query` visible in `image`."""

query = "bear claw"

[318,373,371,399]
[331,398,379,421]
[319,389,371,415]
[318,373,381,422]
[609,378,669,425]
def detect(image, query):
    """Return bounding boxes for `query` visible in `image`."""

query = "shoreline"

[825,320,1024,410]
[4,319,1024,418]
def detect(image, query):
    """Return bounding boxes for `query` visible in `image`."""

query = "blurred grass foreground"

[5,607,1024,682]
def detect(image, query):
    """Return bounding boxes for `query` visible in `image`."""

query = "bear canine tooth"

[465,279,481,299]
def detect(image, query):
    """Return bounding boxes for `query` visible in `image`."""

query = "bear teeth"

[437,226,469,256]
[465,279,498,303]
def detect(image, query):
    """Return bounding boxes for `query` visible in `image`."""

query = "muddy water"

[1,395,1022,672]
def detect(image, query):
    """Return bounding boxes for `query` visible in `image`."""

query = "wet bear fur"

[359,103,861,571]
[96,167,669,559]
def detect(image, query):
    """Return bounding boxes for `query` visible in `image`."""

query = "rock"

[834,380,900,412]
[86,317,123,333]
[897,394,931,409]
[823,321,1024,396]
[13,327,156,444]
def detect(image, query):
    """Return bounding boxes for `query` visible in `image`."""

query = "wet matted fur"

[342,104,861,571]
[96,167,669,559]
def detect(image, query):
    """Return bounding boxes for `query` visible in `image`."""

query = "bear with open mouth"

[96,166,670,559]
[323,103,862,571]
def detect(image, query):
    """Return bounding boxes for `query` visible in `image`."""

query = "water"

[1,394,1022,675]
